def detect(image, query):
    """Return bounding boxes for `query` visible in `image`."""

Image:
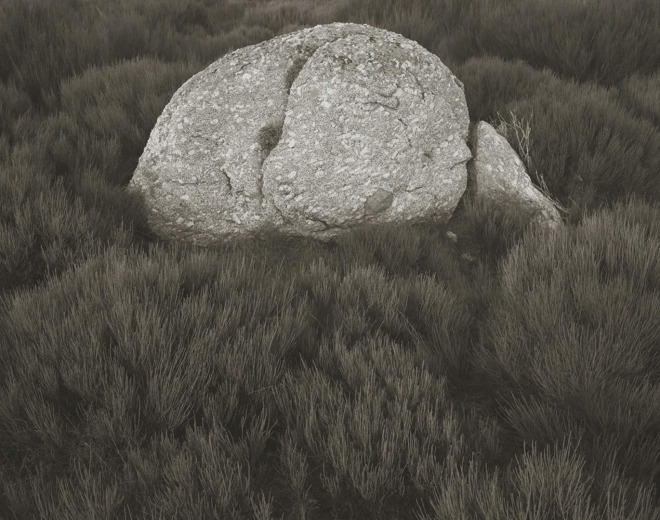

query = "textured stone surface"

[471,121,562,228]
[127,22,471,245]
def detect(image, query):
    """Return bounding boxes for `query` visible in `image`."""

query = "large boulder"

[470,121,562,228]
[127,22,471,245]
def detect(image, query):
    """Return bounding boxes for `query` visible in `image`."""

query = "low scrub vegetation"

[1,0,658,518]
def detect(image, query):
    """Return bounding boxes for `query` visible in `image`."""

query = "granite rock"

[470,121,562,229]
[128,22,471,244]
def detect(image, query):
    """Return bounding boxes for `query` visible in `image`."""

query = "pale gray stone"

[470,121,562,229]
[128,22,471,245]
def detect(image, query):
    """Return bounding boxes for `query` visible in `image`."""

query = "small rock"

[446,230,458,243]
[470,121,562,229]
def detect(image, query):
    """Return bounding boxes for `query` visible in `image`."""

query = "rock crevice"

[259,34,355,214]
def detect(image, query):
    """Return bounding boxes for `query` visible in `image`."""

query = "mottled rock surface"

[128,22,471,245]
[470,121,562,228]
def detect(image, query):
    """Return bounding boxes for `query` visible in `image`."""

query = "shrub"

[458,57,554,123]
[472,196,660,503]
[58,57,199,186]
[616,71,660,129]
[0,0,108,109]
[242,0,347,37]
[505,90,660,221]
[0,80,32,144]
[455,194,542,271]
[0,155,146,296]
[0,236,491,519]
[0,58,196,297]
[473,0,660,85]
[0,0,269,112]
[2,204,659,517]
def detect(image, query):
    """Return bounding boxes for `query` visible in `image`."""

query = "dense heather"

[0,0,659,518]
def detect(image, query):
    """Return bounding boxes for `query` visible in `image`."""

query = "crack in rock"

[258,35,354,214]
[253,47,318,206]
[220,168,232,194]
[256,121,284,202]
[404,186,424,193]
[191,132,215,144]
[235,62,249,75]
[188,132,234,194]
[361,97,400,111]
[284,52,314,94]
[464,122,478,198]
[450,158,470,170]
[305,215,331,230]
[396,117,414,147]
[271,199,292,225]
[405,68,427,100]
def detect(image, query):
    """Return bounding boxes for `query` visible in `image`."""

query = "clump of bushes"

[0,227,483,518]
[0,58,196,296]
[616,71,660,128]
[470,195,660,508]
[1,0,660,517]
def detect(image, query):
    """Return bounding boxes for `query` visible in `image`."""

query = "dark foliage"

[1,0,659,517]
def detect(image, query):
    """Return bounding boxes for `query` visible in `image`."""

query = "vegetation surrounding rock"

[0,0,659,518]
